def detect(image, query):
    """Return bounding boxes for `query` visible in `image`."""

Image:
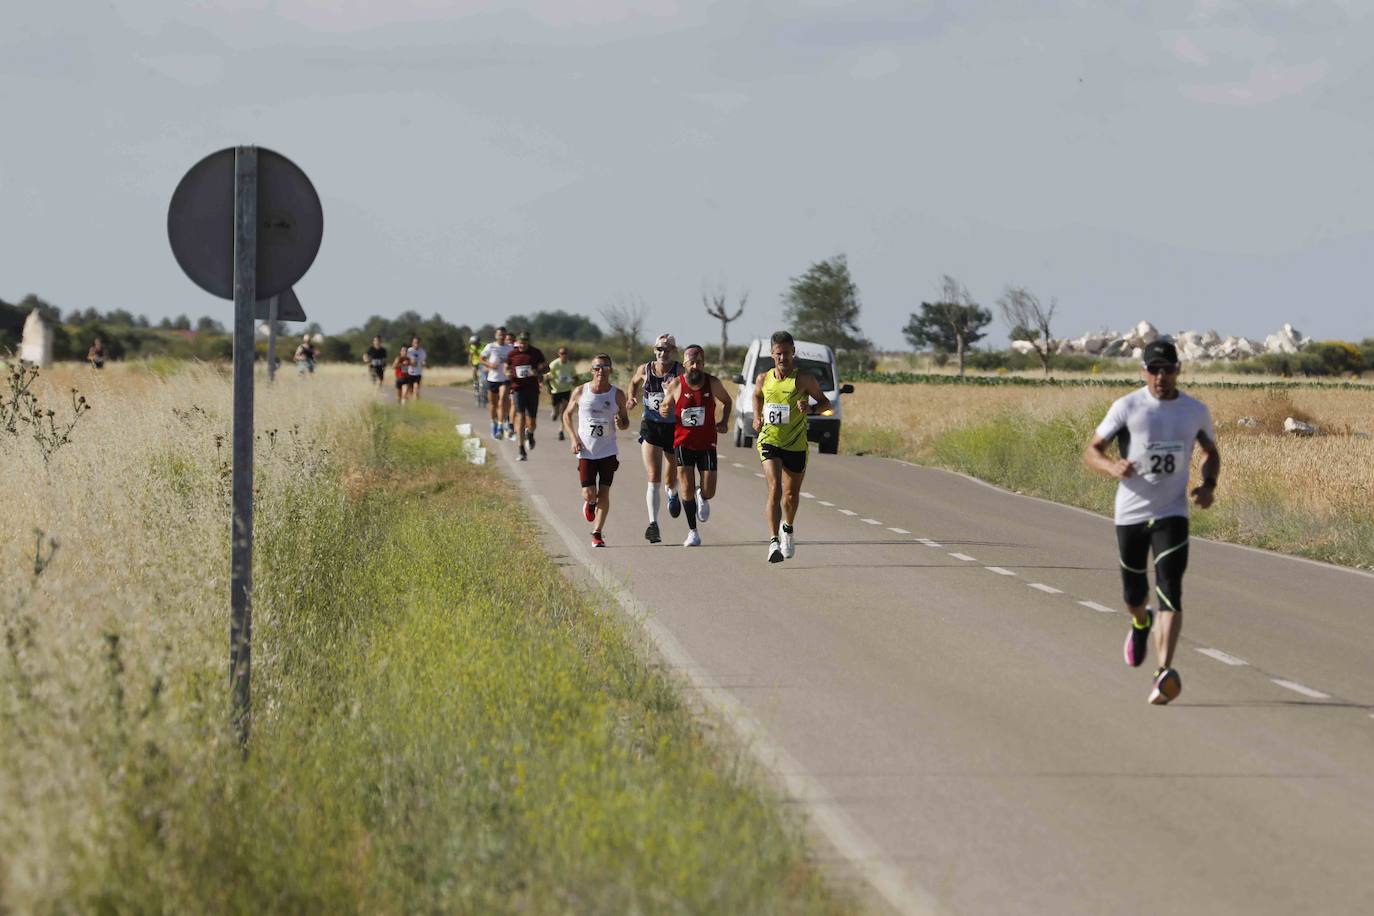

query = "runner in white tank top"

[562,353,630,547]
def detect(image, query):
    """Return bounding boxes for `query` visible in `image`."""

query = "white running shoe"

[767,539,784,563]
[697,492,710,523]
[779,524,795,559]
[683,529,701,547]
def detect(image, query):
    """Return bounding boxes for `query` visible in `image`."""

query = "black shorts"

[512,386,540,417]
[370,364,385,381]
[674,445,719,472]
[486,379,507,394]
[638,421,675,451]
[578,455,620,488]
[408,374,423,385]
[394,376,410,389]
[759,443,807,474]
[1116,516,1190,611]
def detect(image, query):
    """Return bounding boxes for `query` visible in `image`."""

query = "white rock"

[1201,329,1221,347]
[1010,340,1038,355]
[1236,416,1260,428]
[1132,321,1160,346]
[1283,417,1316,436]
[1131,346,1144,361]
[1082,334,1108,354]
[20,310,53,368]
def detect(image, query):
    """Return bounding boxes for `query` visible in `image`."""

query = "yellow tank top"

[757,370,808,452]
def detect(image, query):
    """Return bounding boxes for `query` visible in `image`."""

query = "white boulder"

[1283,417,1316,436]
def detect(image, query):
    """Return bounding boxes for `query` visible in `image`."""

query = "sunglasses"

[1145,364,1178,375]
[591,364,611,371]
[654,346,671,352]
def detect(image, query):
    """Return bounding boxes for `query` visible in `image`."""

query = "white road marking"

[949,552,977,562]
[754,472,765,478]
[1078,600,1117,613]
[917,538,942,548]
[800,491,815,499]
[887,527,911,535]
[1272,679,1330,700]
[1196,648,1248,667]
[732,462,745,469]
[861,518,882,525]
[838,509,858,516]
[985,566,1016,576]
[1028,583,1063,594]
[818,501,835,507]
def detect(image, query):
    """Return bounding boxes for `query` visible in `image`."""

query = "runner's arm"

[615,389,630,429]
[1084,433,1134,480]
[1191,434,1221,508]
[626,364,644,410]
[658,378,679,420]
[563,385,583,450]
[752,372,768,432]
[798,371,831,415]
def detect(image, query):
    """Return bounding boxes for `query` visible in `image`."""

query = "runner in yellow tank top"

[752,331,832,564]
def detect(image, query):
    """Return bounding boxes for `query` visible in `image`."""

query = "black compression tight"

[1116,517,1189,612]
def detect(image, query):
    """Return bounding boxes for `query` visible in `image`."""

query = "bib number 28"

[1148,453,1176,474]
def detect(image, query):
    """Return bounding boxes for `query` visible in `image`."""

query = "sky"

[3,0,1373,349]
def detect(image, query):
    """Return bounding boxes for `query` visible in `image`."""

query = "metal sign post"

[267,295,279,382]
[229,146,257,746]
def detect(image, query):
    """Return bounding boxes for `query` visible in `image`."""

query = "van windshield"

[749,357,836,392]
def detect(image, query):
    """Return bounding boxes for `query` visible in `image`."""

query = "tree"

[997,285,1058,377]
[903,275,991,377]
[781,254,871,368]
[504,310,603,343]
[196,316,226,334]
[600,296,648,371]
[703,286,747,366]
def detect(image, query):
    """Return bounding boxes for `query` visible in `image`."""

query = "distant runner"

[660,344,732,547]
[468,334,486,406]
[754,330,831,563]
[563,353,629,548]
[627,333,681,545]
[1084,339,1221,706]
[481,326,513,439]
[406,336,427,398]
[391,348,412,404]
[547,345,579,441]
[294,334,317,376]
[504,331,548,462]
[365,336,387,385]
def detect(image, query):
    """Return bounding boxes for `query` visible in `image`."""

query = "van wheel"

[743,434,755,449]
[733,425,743,448]
[820,440,838,455]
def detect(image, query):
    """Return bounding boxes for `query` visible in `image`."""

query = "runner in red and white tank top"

[658,345,734,546]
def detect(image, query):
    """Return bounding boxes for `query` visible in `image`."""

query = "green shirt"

[756,369,808,452]
[547,357,580,394]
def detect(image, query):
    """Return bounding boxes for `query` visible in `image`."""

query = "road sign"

[254,287,305,321]
[168,147,323,301]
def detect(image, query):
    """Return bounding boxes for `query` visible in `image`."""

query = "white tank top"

[577,385,620,460]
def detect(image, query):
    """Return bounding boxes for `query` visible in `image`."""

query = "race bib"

[1141,440,1185,480]
[516,365,534,378]
[644,392,664,413]
[558,373,573,385]
[680,406,706,427]
[763,402,790,426]
[587,423,606,438]
[370,358,383,367]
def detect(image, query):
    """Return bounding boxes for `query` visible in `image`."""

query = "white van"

[732,338,853,454]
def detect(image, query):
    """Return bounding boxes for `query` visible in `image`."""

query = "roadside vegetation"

[1,364,847,913]
[842,381,1374,570]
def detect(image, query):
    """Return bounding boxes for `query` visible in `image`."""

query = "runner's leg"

[763,457,784,535]
[1151,518,1189,669]
[699,466,718,500]
[595,484,611,532]
[643,438,663,520]
[781,464,804,526]
[679,463,698,530]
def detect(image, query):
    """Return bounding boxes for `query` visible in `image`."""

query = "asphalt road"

[434,387,1374,916]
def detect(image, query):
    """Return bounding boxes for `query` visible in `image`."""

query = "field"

[0,363,848,913]
[841,379,1374,570]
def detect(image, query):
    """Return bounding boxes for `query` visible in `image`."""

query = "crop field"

[842,380,1374,570]
[0,362,847,913]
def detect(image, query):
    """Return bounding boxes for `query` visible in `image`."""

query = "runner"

[365,336,387,385]
[480,326,513,439]
[563,353,629,547]
[501,331,518,437]
[547,345,580,441]
[294,334,317,375]
[468,334,486,406]
[753,330,831,563]
[405,336,427,398]
[391,347,412,404]
[659,344,733,547]
[1084,339,1220,705]
[626,333,682,544]
[504,331,548,462]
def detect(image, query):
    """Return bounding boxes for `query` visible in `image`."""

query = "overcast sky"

[3,0,1372,348]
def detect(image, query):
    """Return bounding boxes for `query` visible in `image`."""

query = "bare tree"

[600,295,648,371]
[903,275,991,378]
[702,286,747,365]
[997,285,1058,377]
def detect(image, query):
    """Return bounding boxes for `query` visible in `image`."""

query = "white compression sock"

[646,483,661,523]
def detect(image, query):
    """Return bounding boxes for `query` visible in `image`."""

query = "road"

[433,387,1374,916]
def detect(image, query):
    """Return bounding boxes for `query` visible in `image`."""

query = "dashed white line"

[917,538,942,548]
[800,491,815,499]
[818,501,835,507]
[1028,583,1063,594]
[984,566,1016,576]
[1196,648,1248,667]
[949,552,977,562]
[887,527,911,535]
[1272,679,1330,700]
[754,473,765,478]
[838,509,858,516]
[861,518,882,525]
[1078,601,1117,614]
[732,462,746,469]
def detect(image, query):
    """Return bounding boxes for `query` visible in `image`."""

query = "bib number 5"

[681,406,706,427]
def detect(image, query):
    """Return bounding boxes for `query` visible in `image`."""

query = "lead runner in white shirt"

[562,354,630,545]
[1084,340,1220,705]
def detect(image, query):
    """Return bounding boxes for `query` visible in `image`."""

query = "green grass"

[6,401,847,913]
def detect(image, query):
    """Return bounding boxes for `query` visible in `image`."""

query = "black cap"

[1141,339,1179,367]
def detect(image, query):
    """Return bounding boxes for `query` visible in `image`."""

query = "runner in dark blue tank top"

[626,333,682,543]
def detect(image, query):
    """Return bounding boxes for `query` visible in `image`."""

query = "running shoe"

[697,492,710,523]
[768,538,784,563]
[583,501,597,523]
[683,529,701,547]
[558,430,565,441]
[591,530,606,548]
[526,430,535,450]
[779,523,795,559]
[506,422,515,438]
[1149,667,1182,705]
[1124,609,1153,668]
[518,447,528,461]
[492,422,502,440]
[667,490,682,518]
[644,522,661,544]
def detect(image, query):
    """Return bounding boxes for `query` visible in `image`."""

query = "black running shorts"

[674,445,719,472]
[759,443,806,474]
[638,421,675,451]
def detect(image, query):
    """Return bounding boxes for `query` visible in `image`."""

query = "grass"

[841,379,1374,570]
[1,367,849,913]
